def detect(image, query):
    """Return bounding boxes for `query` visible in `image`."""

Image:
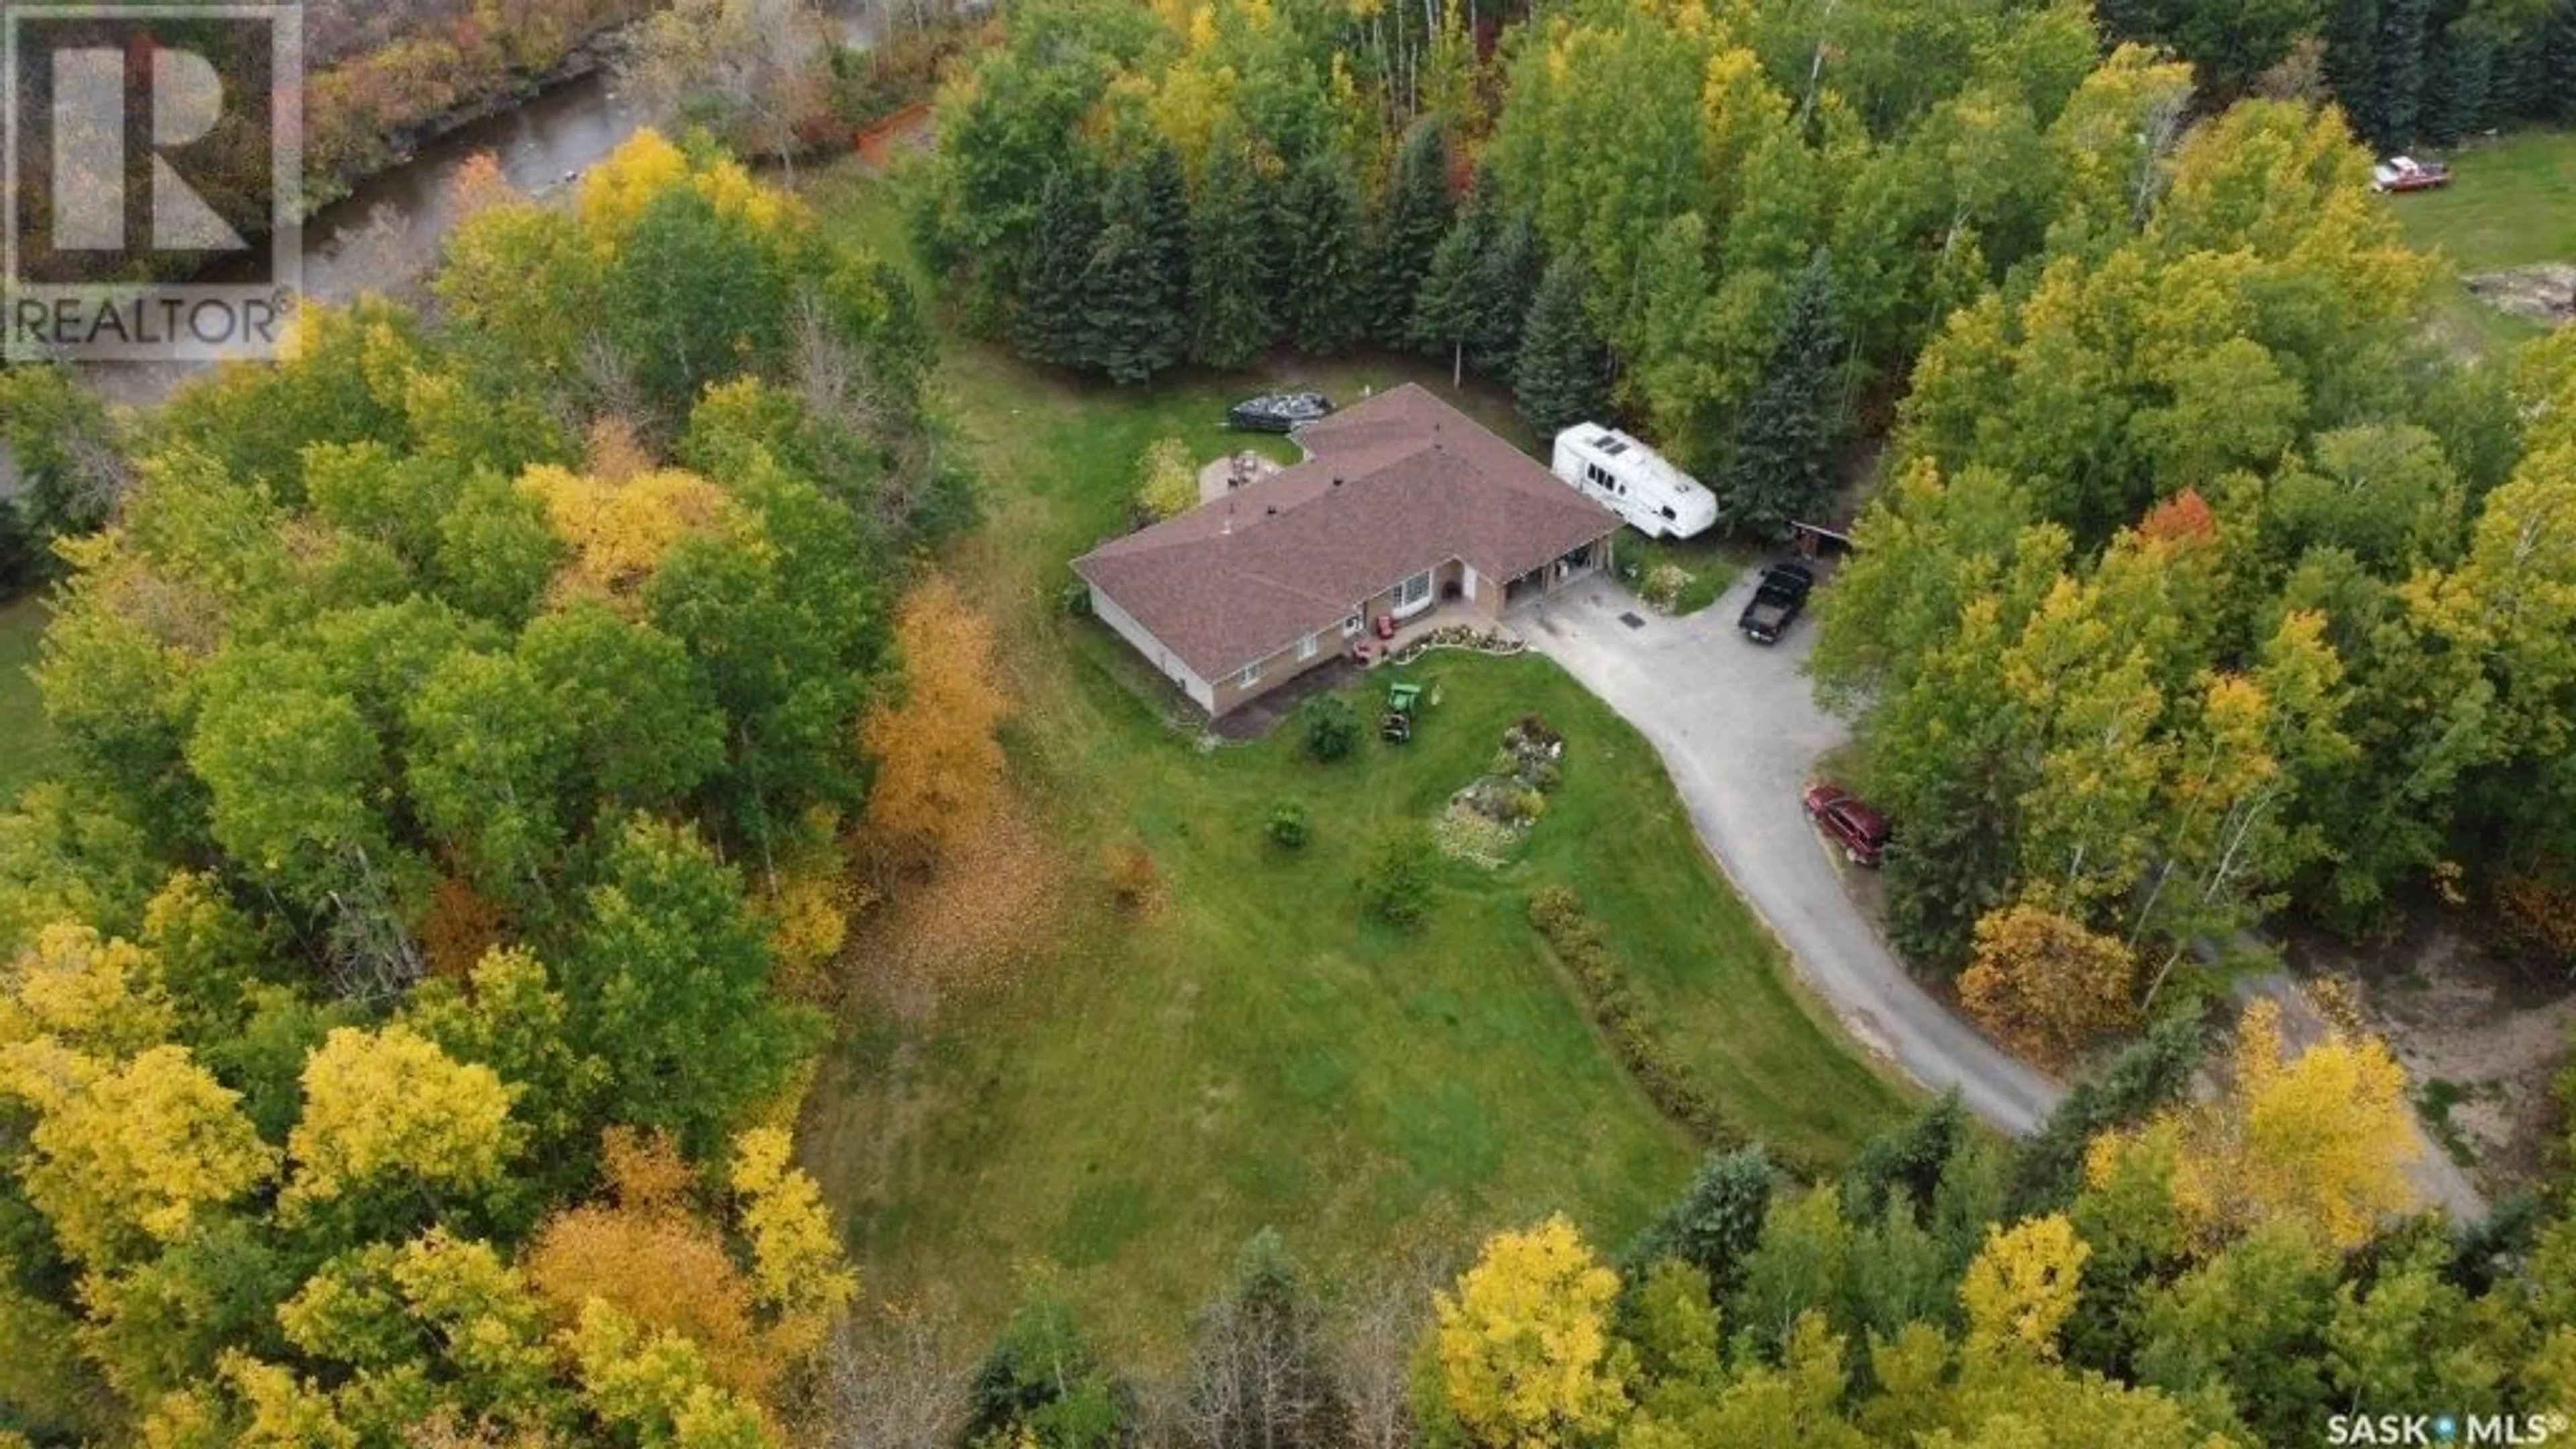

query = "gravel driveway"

[1517,569,2064,1134]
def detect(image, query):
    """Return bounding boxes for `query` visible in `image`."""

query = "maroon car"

[1803,784,1891,867]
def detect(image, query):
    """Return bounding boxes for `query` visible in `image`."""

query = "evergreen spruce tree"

[2324,0,2389,149]
[2375,0,2433,146]
[1717,249,1847,538]
[1472,211,1543,379]
[1513,256,1611,438]
[1273,150,1367,356]
[1407,189,1495,386]
[1181,1231,1348,1447]
[1188,137,1279,370]
[2004,1015,2207,1218]
[1623,1147,1776,1297]
[1366,119,1454,347]
[2421,21,2492,144]
[1014,167,1102,370]
[2544,0,2576,121]
[1082,147,1189,384]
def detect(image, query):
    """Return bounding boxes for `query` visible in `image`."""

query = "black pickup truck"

[1737,562,1816,644]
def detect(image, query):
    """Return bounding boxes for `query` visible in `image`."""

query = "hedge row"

[1527,885,1742,1150]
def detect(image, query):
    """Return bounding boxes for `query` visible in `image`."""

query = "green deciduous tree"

[517,603,728,820]
[605,183,794,419]
[405,650,574,915]
[559,818,816,1157]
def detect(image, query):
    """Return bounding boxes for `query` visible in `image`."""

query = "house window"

[1392,569,1434,619]
[1342,613,1364,638]
[1298,633,1320,661]
[1236,661,1262,688]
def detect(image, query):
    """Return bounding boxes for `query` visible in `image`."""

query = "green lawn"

[796,160,1911,1356]
[0,596,52,805]
[2390,128,2576,359]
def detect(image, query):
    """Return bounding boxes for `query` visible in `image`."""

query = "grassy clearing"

[2390,127,2576,358]
[1617,531,1759,617]
[0,597,52,806]
[796,161,1909,1357]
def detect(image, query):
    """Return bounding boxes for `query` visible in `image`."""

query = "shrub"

[1266,800,1309,851]
[1641,563,1692,611]
[1434,806,1518,865]
[1360,826,1436,925]
[1527,885,1587,936]
[2491,865,2576,975]
[1132,436,1198,523]
[1303,696,1360,762]
[1106,841,1161,914]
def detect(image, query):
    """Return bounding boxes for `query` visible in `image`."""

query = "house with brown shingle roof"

[1073,384,1620,716]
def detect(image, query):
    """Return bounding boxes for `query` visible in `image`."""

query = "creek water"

[66,5,883,410]
[75,68,642,409]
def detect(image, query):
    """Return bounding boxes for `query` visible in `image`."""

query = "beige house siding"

[1092,586,1215,712]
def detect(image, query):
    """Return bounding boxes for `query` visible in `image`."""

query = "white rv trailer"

[1549,424,1719,540]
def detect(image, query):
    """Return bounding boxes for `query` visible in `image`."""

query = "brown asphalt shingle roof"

[1072,384,1619,682]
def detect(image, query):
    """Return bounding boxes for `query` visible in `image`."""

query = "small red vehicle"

[1802,783,1892,867]
[2371,156,2453,193]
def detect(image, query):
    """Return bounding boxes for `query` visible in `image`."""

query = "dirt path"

[2237,971,2489,1222]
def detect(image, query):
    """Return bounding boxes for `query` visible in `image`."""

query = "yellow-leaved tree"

[525,1126,853,1415]
[0,923,275,1271]
[574,128,792,249]
[282,1024,519,1213]
[859,575,1011,869]
[2087,999,2418,1251]
[1960,1214,2090,1360]
[1432,1214,1631,1448]
[727,1126,858,1362]
[1,1044,276,1271]
[519,462,741,610]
